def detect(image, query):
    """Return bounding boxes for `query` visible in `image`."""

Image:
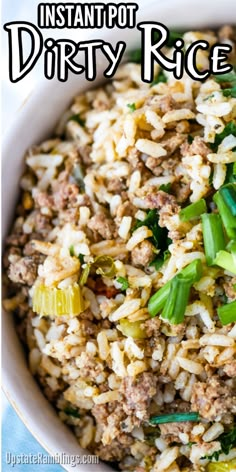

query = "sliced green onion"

[148,281,171,317]
[148,259,203,317]
[214,250,236,275]
[201,213,226,266]
[217,300,236,325]
[220,185,236,216]
[79,264,90,287]
[227,239,236,264]
[227,239,236,251]
[180,199,207,222]
[149,412,199,425]
[213,184,236,239]
[161,274,192,324]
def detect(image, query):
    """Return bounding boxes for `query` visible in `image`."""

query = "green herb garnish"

[149,412,199,425]
[202,426,236,461]
[150,249,170,271]
[69,248,85,263]
[116,277,129,291]
[159,183,172,193]
[69,245,75,257]
[210,122,236,152]
[166,31,184,48]
[129,30,183,64]
[127,103,136,112]
[69,114,85,127]
[64,407,80,418]
[151,70,167,87]
[78,254,85,264]
[133,209,169,253]
[224,162,236,184]
[213,183,236,239]
[222,87,236,98]
[187,134,194,144]
[129,48,142,63]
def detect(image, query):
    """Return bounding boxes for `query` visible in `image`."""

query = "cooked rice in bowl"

[3,26,236,472]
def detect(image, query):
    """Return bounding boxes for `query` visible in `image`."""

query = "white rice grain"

[135,138,167,158]
[109,299,141,322]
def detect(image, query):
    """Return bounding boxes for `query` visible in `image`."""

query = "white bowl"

[2,1,235,470]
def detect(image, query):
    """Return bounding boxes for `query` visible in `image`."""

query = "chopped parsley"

[133,209,171,270]
[69,114,85,127]
[129,31,183,64]
[187,134,194,144]
[222,87,236,98]
[63,407,80,418]
[129,48,142,63]
[69,245,84,264]
[202,426,236,461]
[116,277,129,291]
[69,245,75,257]
[210,122,236,152]
[127,103,136,112]
[69,247,85,264]
[151,70,167,87]
[150,249,170,270]
[159,183,172,193]
[214,68,236,86]
[78,254,85,264]
[166,30,184,48]
[209,169,214,186]
[133,209,168,252]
